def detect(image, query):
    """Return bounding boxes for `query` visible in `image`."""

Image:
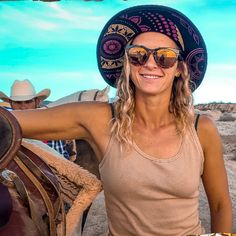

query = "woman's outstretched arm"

[12,102,107,141]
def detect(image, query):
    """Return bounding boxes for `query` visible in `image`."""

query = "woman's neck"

[134,93,174,129]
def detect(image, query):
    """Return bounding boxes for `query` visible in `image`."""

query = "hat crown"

[11,80,36,98]
[0,80,50,102]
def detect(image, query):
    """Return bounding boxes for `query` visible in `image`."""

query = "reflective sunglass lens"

[156,49,178,68]
[127,47,148,65]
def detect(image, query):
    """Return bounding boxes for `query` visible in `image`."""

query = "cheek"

[166,65,179,80]
[28,105,36,109]
[11,104,19,110]
[27,102,37,109]
[130,65,140,82]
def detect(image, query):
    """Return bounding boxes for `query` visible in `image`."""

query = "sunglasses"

[126,45,182,68]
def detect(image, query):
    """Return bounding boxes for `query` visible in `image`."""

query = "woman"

[13,5,232,235]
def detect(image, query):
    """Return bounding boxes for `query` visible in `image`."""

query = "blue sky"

[0,0,235,104]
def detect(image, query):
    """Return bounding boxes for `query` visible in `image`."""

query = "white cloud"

[34,20,58,30]
[0,3,107,47]
[42,3,107,30]
[48,3,75,21]
[0,4,58,31]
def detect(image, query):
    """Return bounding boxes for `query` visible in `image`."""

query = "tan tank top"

[99,125,205,236]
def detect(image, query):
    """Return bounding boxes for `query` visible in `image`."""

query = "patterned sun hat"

[97,5,207,91]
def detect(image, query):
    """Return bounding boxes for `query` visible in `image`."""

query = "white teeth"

[142,74,161,79]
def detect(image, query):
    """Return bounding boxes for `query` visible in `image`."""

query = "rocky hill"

[195,102,236,113]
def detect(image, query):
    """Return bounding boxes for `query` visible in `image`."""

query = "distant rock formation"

[195,102,236,113]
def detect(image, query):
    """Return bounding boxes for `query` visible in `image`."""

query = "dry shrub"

[218,113,236,122]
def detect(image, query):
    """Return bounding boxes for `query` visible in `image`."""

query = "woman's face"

[129,32,180,97]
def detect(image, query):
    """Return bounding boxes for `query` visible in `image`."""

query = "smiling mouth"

[141,74,162,79]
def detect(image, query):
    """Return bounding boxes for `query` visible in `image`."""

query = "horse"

[47,86,110,107]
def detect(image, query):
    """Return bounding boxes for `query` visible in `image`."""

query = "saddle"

[0,106,65,236]
[0,107,102,236]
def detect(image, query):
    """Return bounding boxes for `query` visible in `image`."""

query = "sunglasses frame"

[125,45,183,68]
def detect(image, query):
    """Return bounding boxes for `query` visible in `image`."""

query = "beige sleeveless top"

[99,125,205,236]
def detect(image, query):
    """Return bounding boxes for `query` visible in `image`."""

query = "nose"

[144,53,159,69]
[20,103,28,110]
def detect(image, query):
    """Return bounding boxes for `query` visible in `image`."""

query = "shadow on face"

[10,98,40,110]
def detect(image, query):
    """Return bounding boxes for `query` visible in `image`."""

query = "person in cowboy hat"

[0,79,50,110]
[12,5,232,235]
[1,79,70,159]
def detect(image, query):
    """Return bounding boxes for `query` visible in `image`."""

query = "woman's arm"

[198,115,232,232]
[12,102,108,141]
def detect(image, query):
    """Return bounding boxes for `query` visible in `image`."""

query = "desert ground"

[83,103,236,235]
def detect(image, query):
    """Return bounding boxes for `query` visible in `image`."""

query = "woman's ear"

[175,62,182,78]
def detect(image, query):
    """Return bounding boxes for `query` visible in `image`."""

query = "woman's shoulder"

[195,113,221,151]
[71,102,113,160]
[72,101,113,129]
[196,113,217,132]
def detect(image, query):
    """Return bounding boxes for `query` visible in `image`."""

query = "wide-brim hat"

[97,5,207,91]
[0,79,51,102]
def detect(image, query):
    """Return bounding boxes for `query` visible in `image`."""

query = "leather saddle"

[0,107,66,236]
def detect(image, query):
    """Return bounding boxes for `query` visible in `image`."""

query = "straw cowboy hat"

[0,79,51,102]
[97,5,207,91]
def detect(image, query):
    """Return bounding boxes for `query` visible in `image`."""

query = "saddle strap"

[3,169,47,235]
[14,155,58,236]
[17,148,66,221]
[17,146,66,235]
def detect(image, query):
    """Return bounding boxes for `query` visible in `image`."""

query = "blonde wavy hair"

[111,53,195,148]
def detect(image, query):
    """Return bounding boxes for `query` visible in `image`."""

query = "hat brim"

[0,92,11,103]
[0,89,51,102]
[97,5,207,91]
[34,89,51,101]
